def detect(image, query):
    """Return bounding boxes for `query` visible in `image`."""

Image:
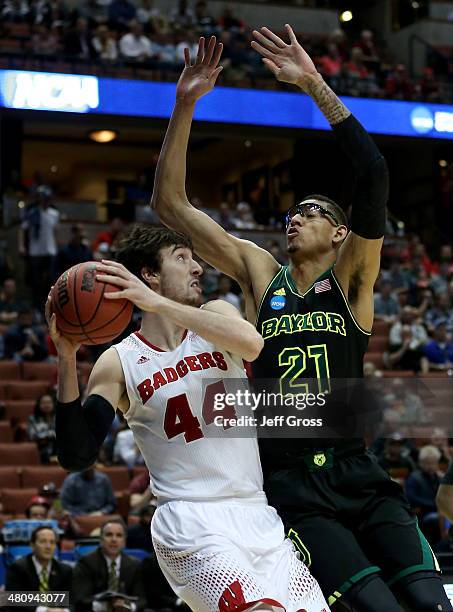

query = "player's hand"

[176,36,223,105]
[96,260,164,313]
[251,24,319,89]
[45,291,81,356]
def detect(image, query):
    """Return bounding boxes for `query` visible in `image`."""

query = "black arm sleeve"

[442,461,453,485]
[56,394,115,472]
[332,114,389,239]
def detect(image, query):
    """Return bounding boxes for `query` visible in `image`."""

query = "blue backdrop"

[0,70,452,140]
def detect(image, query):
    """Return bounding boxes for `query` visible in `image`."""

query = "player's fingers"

[260,26,287,48]
[101,259,122,268]
[285,23,298,45]
[196,36,205,63]
[97,262,129,278]
[102,261,130,277]
[252,29,281,53]
[96,273,128,287]
[210,65,223,84]
[49,313,58,335]
[96,265,121,278]
[211,42,223,67]
[103,291,124,299]
[203,35,216,64]
[250,40,276,61]
[184,46,191,67]
[262,57,280,76]
[44,294,53,320]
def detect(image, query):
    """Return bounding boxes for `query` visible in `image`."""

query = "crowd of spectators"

[0,0,451,102]
[5,518,176,611]
[372,237,453,374]
[1,177,453,588]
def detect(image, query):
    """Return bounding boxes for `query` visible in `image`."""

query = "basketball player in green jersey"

[152,32,452,612]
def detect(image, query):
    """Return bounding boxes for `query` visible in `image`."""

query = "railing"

[409,32,452,76]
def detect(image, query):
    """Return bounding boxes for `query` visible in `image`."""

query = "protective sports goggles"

[285,202,341,228]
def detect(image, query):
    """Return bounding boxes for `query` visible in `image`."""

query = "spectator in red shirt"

[329,28,349,61]
[400,236,437,275]
[412,243,437,276]
[92,217,125,257]
[218,4,245,31]
[354,29,380,71]
[318,43,342,78]
[346,47,369,79]
[416,67,440,103]
[437,244,453,277]
[385,64,414,100]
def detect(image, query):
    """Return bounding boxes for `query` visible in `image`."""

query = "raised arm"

[151,36,279,292]
[46,296,123,472]
[252,25,389,330]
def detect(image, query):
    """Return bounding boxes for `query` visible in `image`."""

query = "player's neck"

[140,312,186,351]
[289,254,335,294]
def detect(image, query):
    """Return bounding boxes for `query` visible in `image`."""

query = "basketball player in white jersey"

[48,225,329,612]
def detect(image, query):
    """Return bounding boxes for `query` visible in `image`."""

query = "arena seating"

[382,370,414,378]
[21,466,67,489]
[0,361,21,380]
[4,381,51,401]
[21,362,57,381]
[0,2,450,104]
[3,401,36,422]
[363,351,386,368]
[367,336,388,352]
[0,422,13,443]
[0,393,140,523]
[0,443,40,466]
[97,466,131,491]
[76,514,121,537]
[0,467,21,489]
[0,488,38,514]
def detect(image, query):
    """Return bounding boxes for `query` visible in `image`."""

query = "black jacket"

[72,548,146,612]
[5,554,72,608]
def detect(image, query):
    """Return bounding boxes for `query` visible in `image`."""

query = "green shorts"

[264,449,440,607]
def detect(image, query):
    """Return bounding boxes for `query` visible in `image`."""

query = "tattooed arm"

[300,73,350,124]
[251,25,388,331]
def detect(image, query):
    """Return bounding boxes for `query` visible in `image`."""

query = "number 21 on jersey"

[279,344,331,395]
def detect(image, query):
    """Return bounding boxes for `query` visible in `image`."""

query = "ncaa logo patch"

[270,295,286,310]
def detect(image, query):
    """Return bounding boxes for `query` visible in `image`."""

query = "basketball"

[51,261,133,345]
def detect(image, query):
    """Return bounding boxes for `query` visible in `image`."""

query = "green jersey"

[252,265,370,457]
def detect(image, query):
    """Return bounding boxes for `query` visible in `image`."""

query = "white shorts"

[151,499,329,612]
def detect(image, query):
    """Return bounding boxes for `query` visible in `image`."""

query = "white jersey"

[114,331,264,504]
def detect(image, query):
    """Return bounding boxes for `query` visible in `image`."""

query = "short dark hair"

[115,224,193,279]
[300,194,349,227]
[100,517,127,538]
[31,525,57,544]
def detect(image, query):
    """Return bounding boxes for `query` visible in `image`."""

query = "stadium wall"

[389,19,453,74]
[64,0,339,34]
